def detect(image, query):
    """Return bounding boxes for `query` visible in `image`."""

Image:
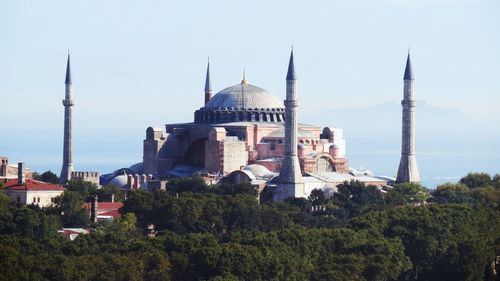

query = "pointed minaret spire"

[274,48,304,201]
[204,58,212,105]
[286,48,296,80]
[65,51,72,84]
[204,58,211,92]
[403,51,414,81]
[397,51,420,183]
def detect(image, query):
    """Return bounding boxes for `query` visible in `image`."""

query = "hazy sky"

[1,0,499,174]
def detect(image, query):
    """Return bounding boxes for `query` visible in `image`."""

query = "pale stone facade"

[6,189,64,207]
[205,128,248,174]
[71,171,101,186]
[142,53,350,193]
[273,50,305,201]
[3,165,65,208]
[0,157,33,180]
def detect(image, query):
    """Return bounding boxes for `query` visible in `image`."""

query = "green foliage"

[215,182,258,196]
[308,188,326,206]
[50,191,89,227]
[492,174,500,189]
[66,178,99,201]
[66,179,124,203]
[470,186,500,211]
[432,182,500,210]
[330,181,386,222]
[0,172,498,280]
[351,204,499,281]
[33,170,60,184]
[121,212,137,232]
[94,184,125,202]
[0,192,61,239]
[167,175,208,193]
[460,172,492,188]
[431,183,473,204]
[167,176,258,197]
[387,182,430,206]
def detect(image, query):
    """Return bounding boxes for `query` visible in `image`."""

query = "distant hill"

[303,100,497,141]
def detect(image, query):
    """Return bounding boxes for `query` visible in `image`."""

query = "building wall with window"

[2,178,65,207]
[6,189,64,207]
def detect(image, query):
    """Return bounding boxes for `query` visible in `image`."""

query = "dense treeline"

[0,172,498,280]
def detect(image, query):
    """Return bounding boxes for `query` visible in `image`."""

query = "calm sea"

[2,133,499,189]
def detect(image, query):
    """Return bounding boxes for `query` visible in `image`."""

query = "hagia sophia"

[138,50,400,200]
[143,63,349,178]
[2,49,420,203]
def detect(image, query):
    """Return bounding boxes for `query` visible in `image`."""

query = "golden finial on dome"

[241,67,248,84]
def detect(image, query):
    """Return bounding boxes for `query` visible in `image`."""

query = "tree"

[308,188,326,207]
[492,174,500,189]
[167,176,208,194]
[121,190,154,223]
[431,183,474,204]
[460,172,492,189]
[352,204,498,281]
[470,186,500,210]
[33,170,60,184]
[330,181,386,221]
[215,182,258,196]
[52,191,89,227]
[66,179,99,201]
[121,213,138,232]
[387,182,430,206]
[94,184,125,202]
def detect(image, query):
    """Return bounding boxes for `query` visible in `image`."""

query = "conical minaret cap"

[204,59,212,92]
[403,52,415,80]
[286,49,296,80]
[65,53,72,84]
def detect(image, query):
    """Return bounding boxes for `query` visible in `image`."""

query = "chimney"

[0,157,7,177]
[147,224,157,238]
[18,162,25,185]
[91,195,98,223]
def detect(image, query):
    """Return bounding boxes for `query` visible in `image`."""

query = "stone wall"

[71,171,100,186]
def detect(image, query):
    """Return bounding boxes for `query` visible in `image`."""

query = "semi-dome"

[109,175,128,188]
[204,83,284,110]
[195,82,286,124]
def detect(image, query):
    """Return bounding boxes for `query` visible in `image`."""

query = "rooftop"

[203,83,284,111]
[2,178,65,191]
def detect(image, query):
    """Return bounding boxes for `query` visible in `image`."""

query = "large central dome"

[194,81,286,124]
[204,83,284,110]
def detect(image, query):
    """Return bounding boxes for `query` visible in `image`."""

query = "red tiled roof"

[3,178,65,191]
[63,229,82,235]
[99,209,121,219]
[83,202,124,210]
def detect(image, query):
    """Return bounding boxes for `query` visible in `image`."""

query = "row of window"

[15,196,55,204]
[195,110,286,123]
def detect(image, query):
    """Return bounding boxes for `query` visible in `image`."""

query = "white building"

[2,175,65,208]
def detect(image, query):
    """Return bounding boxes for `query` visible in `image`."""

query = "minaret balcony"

[62,99,75,106]
[401,100,416,107]
[284,100,298,107]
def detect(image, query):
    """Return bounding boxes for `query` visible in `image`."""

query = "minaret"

[204,59,212,105]
[396,52,420,183]
[274,49,305,201]
[60,52,75,184]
